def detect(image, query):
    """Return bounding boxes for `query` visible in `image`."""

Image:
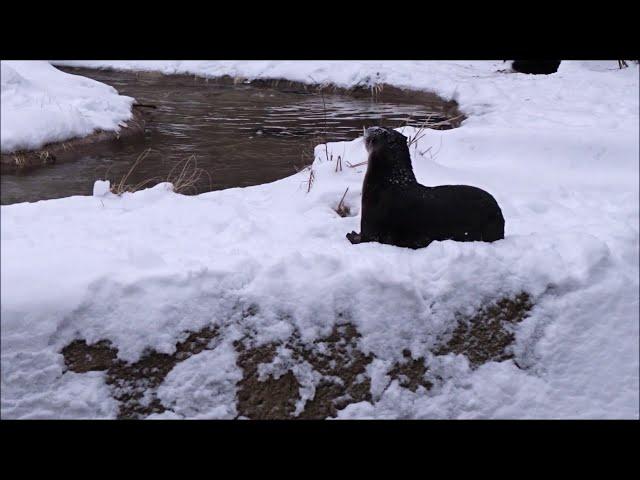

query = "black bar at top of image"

[1,8,638,60]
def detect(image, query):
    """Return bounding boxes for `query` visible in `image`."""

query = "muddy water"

[1,67,461,205]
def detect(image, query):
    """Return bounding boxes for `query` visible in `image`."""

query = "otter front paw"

[346,231,362,244]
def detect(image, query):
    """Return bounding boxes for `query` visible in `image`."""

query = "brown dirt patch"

[235,343,301,419]
[435,292,533,368]
[235,323,374,420]
[298,323,374,419]
[61,292,534,419]
[387,349,433,392]
[61,325,218,419]
[61,339,118,373]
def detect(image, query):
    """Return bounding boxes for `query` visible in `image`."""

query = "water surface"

[1,68,460,204]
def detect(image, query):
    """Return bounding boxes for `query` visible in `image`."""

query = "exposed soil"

[62,339,118,373]
[235,323,374,420]
[434,292,533,367]
[62,325,218,419]
[235,343,301,419]
[388,350,433,392]
[61,292,534,419]
[297,323,374,419]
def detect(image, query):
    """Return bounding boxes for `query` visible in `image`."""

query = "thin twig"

[346,160,368,168]
[112,148,151,194]
[337,187,349,212]
[306,168,315,193]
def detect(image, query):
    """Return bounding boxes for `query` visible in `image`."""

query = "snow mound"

[1,61,638,419]
[0,61,134,153]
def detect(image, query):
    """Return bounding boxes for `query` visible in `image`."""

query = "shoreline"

[1,107,149,172]
[2,67,464,175]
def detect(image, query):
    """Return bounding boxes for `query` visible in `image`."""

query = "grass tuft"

[109,149,154,195]
[406,114,464,148]
[166,155,213,195]
[334,187,350,217]
[106,149,213,196]
[13,154,27,169]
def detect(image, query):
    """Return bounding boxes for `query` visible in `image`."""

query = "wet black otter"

[511,60,561,75]
[346,127,504,249]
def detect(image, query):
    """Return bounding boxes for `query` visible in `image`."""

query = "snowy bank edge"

[1,61,136,154]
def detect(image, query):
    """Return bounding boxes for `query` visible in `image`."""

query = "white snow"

[156,342,242,419]
[92,180,111,197]
[1,61,638,419]
[0,61,134,153]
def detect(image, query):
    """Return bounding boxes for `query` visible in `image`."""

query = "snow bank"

[53,60,639,133]
[0,61,134,153]
[2,61,638,419]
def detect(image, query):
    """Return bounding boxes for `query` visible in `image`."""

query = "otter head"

[363,127,416,185]
[364,127,408,155]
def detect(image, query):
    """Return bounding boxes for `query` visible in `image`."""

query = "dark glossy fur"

[511,60,561,75]
[346,127,505,249]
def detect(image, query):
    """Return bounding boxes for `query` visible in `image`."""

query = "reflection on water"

[1,68,459,204]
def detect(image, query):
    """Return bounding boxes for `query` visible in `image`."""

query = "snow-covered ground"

[0,61,134,153]
[1,61,638,419]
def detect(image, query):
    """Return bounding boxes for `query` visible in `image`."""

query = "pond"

[0,67,462,205]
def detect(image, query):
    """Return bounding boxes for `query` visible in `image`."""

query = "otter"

[511,60,561,75]
[346,127,504,249]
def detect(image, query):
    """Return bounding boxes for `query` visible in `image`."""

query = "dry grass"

[417,136,443,161]
[346,159,368,169]
[370,83,384,97]
[406,114,464,148]
[296,77,461,188]
[316,83,332,163]
[13,154,27,168]
[305,167,315,193]
[294,135,321,167]
[306,76,338,164]
[294,165,315,193]
[106,149,212,196]
[166,155,213,195]
[37,150,55,165]
[109,149,155,195]
[335,187,350,217]
[293,80,343,192]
